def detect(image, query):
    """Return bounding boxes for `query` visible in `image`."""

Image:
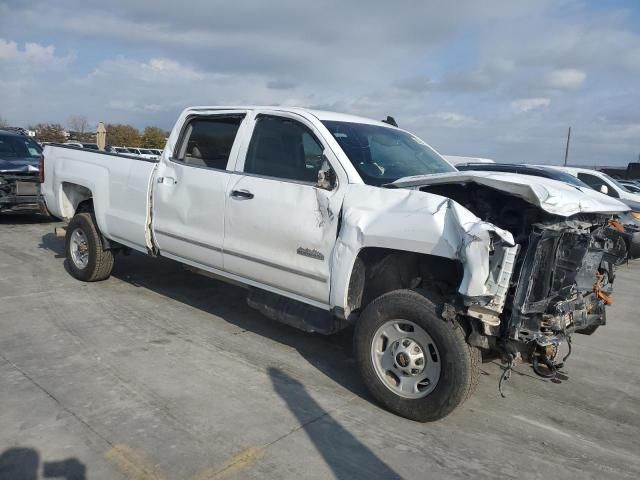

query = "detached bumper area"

[508,221,624,346]
[0,174,40,212]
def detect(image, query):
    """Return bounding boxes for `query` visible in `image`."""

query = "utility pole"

[563,127,571,166]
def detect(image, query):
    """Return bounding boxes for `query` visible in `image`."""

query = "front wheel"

[354,290,479,422]
[65,212,114,282]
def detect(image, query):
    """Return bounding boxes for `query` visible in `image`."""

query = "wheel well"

[345,248,463,318]
[60,182,93,219]
[76,198,94,213]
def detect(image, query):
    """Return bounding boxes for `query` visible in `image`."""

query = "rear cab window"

[175,115,245,170]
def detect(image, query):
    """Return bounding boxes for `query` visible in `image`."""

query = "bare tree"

[0,115,8,128]
[67,115,90,141]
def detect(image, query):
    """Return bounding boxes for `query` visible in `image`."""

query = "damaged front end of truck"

[499,218,624,373]
[391,172,629,380]
[468,216,624,378]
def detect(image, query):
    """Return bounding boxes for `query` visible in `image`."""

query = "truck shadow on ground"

[0,213,56,226]
[268,367,402,479]
[39,233,366,399]
[0,447,86,480]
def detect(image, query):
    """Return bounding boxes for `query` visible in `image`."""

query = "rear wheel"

[354,289,479,422]
[65,212,114,281]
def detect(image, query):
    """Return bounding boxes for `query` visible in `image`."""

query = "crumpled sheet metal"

[329,185,515,312]
[392,171,629,216]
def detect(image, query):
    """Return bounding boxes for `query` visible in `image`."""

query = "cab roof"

[184,106,395,128]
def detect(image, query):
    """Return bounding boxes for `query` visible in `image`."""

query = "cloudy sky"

[1,0,639,165]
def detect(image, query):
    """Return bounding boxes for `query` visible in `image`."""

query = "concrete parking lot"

[1,213,639,480]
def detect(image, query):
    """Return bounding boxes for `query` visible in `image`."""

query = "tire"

[354,289,480,422]
[65,212,114,282]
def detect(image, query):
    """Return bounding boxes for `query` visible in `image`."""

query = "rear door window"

[176,116,244,170]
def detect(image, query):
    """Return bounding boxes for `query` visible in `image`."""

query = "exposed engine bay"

[420,182,627,382]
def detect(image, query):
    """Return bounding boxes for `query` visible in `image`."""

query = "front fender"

[329,185,515,314]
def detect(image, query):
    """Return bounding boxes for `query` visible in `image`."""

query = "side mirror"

[317,155,337,190]
[600,184,609,195]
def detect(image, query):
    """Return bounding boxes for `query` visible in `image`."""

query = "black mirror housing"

[317,155,337,190]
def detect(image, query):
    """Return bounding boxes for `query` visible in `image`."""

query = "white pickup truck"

[42,106,629,421]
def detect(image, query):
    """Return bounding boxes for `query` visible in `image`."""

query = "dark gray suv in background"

[0,130,43,213]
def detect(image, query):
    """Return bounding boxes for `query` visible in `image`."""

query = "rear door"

[222,112,345,305]
[152,111,248,269]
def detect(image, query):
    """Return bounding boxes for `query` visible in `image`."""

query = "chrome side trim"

[154,229,222,252]
[225,248,328,283]
[154,230,327,283]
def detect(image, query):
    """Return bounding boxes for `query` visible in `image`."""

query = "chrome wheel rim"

[69,228,89,269]
[370,320,441,399]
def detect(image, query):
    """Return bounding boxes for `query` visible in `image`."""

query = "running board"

[247,288,346,335]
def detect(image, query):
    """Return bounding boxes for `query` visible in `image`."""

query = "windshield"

[0,134,42,158]
[322,121,455,186]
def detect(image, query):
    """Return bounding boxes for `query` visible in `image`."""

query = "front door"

[223,113,344,304]
[152,112,248,269]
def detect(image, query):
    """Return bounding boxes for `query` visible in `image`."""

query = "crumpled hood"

[0,157,40,174]
[392,171,629,216]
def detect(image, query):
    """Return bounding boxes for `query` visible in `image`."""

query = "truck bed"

[41,144,158,252]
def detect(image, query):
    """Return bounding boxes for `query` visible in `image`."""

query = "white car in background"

[548,166,640,203]
[112,147,133,155]
[138,148,159,160]
[125,147,142,157]
[620,180,640,194]
[126,147,158,160]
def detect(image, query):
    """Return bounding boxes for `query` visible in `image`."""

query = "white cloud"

[511,97,551,113]
[90,57,203,83]
[545,68,586,89]
[423,112,478,128]
[24,42,56,63]
[0,38,72,67]
[0,39,18,59]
